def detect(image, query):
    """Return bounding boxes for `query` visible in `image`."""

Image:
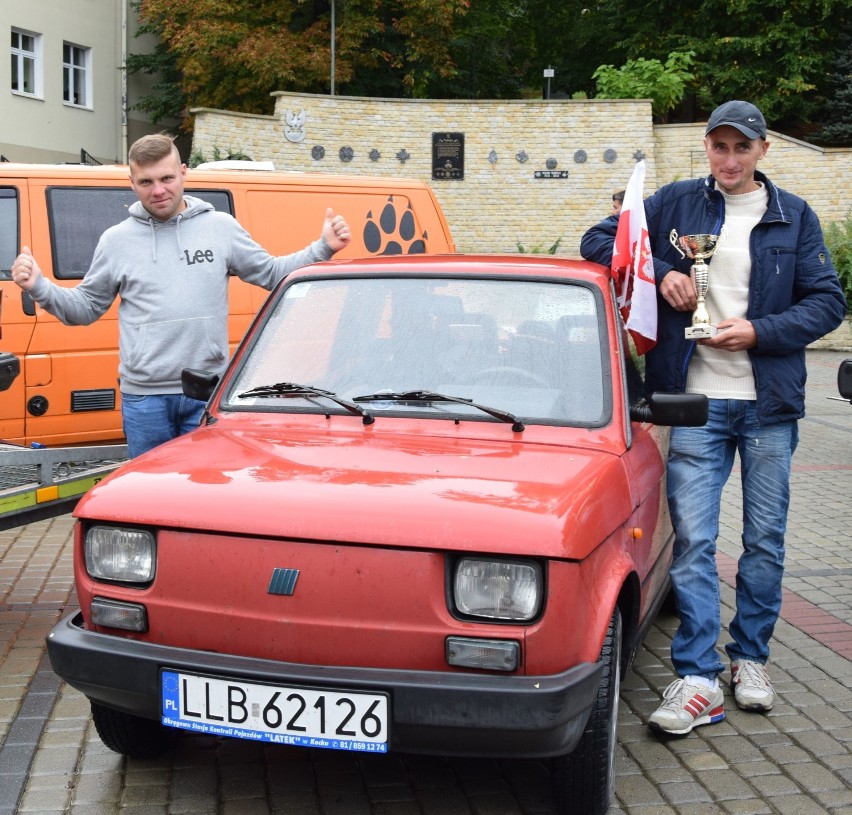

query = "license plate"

[161,670,388,752]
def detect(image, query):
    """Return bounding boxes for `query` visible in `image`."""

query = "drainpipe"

[119,0,128,162]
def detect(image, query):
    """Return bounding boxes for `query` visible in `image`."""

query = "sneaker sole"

[734,697,773,712]
[648,706,726,736]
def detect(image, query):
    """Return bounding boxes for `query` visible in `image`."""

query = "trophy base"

[685,324,718,340]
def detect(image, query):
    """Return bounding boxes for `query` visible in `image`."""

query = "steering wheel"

[470,366,550,388]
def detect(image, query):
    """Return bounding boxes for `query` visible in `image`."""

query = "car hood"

[77,420,635,559]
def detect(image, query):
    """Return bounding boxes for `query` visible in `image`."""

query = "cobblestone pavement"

[1,349,850,815]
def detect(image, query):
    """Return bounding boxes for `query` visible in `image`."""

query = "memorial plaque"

[432,132,464,180]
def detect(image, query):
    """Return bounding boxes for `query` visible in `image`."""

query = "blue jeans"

[121,393,207,458]
[667,399,798,679]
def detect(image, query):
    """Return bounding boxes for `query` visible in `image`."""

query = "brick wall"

[192,92,852,259]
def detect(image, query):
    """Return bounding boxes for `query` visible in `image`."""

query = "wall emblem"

[284,108,307,143]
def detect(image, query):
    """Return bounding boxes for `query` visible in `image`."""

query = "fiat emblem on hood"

[268,568,300,596]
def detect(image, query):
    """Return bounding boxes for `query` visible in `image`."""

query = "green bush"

[188,147,253,168]
[516,237,563,255]
[824,215,852,312]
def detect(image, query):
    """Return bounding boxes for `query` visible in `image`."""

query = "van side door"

[0,181,33,443]
[22,183,134,445]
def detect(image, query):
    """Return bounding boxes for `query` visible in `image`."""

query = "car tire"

[91,702,176,758]
[550,607,622,815]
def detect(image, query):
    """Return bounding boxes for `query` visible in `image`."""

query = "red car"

[47,255,706,815]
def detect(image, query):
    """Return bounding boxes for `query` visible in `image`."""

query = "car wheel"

[550,607,622,815]
[91,702,176,758]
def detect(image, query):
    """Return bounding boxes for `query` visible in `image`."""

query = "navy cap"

[705,100,767,139]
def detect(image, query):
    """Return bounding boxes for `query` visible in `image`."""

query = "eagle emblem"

[284,107,306,143]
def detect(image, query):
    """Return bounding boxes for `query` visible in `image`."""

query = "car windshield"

[223,275,609,426]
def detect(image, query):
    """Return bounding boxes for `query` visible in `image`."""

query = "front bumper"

[47,611,603,758]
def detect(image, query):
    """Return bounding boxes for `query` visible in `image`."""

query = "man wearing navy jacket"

[581,100,847,736]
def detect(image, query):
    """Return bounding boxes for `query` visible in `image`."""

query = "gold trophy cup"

[669,227,727,339]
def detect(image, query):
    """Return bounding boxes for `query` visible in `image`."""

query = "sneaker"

[731,659,774,711]
[648,678,725,736]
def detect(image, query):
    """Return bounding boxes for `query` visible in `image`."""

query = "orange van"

[0,163,455,447]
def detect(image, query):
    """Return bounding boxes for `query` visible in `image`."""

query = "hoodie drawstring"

[134,197,211,263]
[146,217,157,262]
[145,212,188,263]
[175,213,185,259]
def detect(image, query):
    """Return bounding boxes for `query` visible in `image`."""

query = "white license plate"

[161,670,388,752]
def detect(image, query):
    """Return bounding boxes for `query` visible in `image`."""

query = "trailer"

[0,443,127,531]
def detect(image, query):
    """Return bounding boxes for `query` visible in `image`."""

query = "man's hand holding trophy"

[669,227,727,339]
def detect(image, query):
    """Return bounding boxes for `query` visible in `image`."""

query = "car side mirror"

[181,368,220,402]
[838,359,852,403]
[630,392,708,426]
[0,351,20,392]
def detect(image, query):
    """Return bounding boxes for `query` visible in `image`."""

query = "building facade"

[2,0,174,165]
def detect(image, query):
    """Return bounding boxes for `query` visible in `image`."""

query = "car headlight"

[84,526,156,583]
[453,557,542,621]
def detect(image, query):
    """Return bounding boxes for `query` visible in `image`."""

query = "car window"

[225,275,610,427]
[47,187,233,279]
[0,188,18,279]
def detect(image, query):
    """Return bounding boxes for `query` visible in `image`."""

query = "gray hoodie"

[29,196,334,395]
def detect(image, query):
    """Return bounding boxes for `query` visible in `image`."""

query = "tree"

[126,0,852,145]
[590,0,848,131]
[423,0,535,99]
[593,52,695,120]
[520,0,627,99]
[125,2,185,125]
[814,32,852,146]
[130,0,470,130]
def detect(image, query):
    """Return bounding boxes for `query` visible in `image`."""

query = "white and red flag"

[610,160,657,355]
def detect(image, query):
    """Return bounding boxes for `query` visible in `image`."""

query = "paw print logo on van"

[363,197,427,255]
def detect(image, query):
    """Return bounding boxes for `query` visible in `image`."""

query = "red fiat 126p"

[47,254,706,815]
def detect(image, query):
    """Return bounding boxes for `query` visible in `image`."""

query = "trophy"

[669,227,727,339]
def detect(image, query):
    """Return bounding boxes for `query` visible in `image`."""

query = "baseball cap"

[705,100,767,139]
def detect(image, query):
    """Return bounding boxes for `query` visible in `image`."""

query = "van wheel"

[550,607,622,815]
[91,702,176,758]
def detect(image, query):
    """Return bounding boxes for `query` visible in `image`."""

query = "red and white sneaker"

[731,659,774,711]
[649,678,726,735]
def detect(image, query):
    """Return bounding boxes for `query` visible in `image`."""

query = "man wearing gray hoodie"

[10,134,352,457]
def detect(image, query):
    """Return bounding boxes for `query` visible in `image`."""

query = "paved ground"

[1,349,851,815]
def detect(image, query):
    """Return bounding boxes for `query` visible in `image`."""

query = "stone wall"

[192,94,655,256]
[192,92,852,259]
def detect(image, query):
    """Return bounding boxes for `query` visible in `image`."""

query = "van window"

[47,187,233,279]
[0,188,18,279]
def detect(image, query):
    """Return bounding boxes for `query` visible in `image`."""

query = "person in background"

[11,134,352,457]
[612,189,625,215]
[580,100,847,736]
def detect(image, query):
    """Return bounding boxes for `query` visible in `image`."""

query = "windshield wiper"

[353,390,524,432]
[237,382,375,425]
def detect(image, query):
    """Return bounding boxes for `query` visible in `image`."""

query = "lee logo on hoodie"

[184,249,215,265]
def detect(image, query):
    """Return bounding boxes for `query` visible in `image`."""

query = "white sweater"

[686,184,768,400]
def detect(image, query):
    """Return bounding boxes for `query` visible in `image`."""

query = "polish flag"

[611,160,657,355]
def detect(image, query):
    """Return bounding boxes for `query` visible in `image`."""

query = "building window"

[11,28,42,97]
[63,42,91,107]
